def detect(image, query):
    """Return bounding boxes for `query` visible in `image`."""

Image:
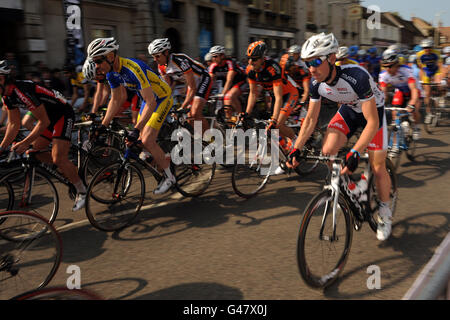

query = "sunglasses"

[247,56,262,61]
[93,56,106,65]
[305,56,327,68]
[211,55,220,59]
[383,63,397,69]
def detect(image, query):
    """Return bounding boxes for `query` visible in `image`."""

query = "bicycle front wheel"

[297,189,353,289]
[85,162,145,232]
[81,145,122,186]
[0,211,62,300]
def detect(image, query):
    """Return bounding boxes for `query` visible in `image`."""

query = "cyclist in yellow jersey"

[335,47,359,66]
[416,39,443,124]
[87,37,176,195]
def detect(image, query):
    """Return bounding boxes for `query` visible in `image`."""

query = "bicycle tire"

[297,189,353,289]
[85,161,145,232]
[81,145,122,186]
[173,140,216,197]
[404,129,417,161]
[0,211,62,299]
[0,168,59,228]
[11,286,102,300]
[0,179,14,213]
[231,137,272,198]
[367,158,398,233]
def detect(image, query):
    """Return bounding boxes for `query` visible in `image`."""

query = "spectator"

[5,52,20,79]
[50,68,67,94]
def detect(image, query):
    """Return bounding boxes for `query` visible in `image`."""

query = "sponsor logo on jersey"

[341,73,357,85]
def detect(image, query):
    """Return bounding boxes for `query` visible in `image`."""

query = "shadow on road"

[134,282,243,300]
[81,277,148,300]
[323,211,449,298]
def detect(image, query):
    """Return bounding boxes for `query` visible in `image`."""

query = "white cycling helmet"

[0,60,11,75]
[420,38,433,48]
[443,46,450,54]
[87,37,119,58]
[82,58,96,81]
[288,45,302,54]
[382,48,399,65]
[336,46,349,59]
[301,32,339,60]
[204,53,213,62]
[388,44,401,52]
[148,38,171,55]
[357,49,366,56]
[209,45,225,55]
[408,54,417,63]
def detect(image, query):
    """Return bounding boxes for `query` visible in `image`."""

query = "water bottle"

[348,174,368,202]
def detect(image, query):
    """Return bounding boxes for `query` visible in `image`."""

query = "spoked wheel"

[81,145,122,186]
[297,189,353,288]
[85,162,145,232]
[172,139,216,197]
[231,133,275,198]
[11,286,102,300]
[0,211,62,300]
[367,158,398,232]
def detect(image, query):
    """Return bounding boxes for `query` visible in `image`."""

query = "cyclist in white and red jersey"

[208,45,247,120]
[378,48,422,140]
[286,33,393,241]
[149,38,212,134]
[0,60,87,211]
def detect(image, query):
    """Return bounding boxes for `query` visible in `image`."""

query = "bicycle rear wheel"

[0,168,59,226]
[0,179,14,213]
[297,189,353,288]
[85,162,145,232]
[0,211,62,299]
[11,286,102,300]
[173,139,216,197]
[231,135,273,198]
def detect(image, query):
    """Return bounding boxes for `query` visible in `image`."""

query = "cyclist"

[379,49,422,141]
[87,37,176,194]
[286,33,393,241]
[0,60,87,211]
[366,47,381,82]
[335,46,359,66]
[208,45,247,120]
[148,38,211,135]
[83,58,140,124]
[279,45,311,108]
[356,49,368,70]
[244,41,300,174]
[63,64,92,113]
[416,39,443,124]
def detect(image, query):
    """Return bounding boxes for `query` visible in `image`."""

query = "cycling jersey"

[335,58,359,66]
[159,53,212,99]
[2,80,74,140]
[310,65,387,151]
[310,64,385,113]
[106,57,172,130]
[246,58,299,116]
[208,58,246,86]
[279,54,311,87]
[379,65,422,93]
[416,49,442,77]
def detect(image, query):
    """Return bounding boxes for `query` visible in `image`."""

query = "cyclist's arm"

[352,97,379,155]
[134,85,157,132]
[181,71,196,109]
[222,70,236,95]
[407,81,419,106]
[102,85,125,127]
[15,104,51,147]
[0,108,20,149]
[91,82,109,114]
[293,99,321,151]
[245,80,259,114]
[301,78,310,103]
[80,83,91,111]
[271,84,283,120]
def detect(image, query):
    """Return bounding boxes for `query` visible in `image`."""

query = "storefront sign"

[63,0,85,66]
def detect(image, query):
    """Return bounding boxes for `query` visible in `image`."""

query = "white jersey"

[158,53,208,88]
[379,65,422,93]
[309,64,385,113]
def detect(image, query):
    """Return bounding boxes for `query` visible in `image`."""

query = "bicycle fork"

[320,163,341,242]
[20,167,36,208]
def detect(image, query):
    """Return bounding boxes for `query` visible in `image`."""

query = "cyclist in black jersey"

[0,60,87,211]
[286,33,393,241]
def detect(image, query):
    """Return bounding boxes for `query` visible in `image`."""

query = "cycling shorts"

[224,81,249,105]
[194,72,213,100]
[328,105,387,151]
[138,95,173,130]
[278,82,300,117]
[41,104,75,141]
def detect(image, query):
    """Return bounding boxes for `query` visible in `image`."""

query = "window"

[198,7,214,57]
[91,26,115,39]
[248,0,257,8]
[225,12,238,57]
[264,0,273,10]
[164,1,184,19]
[279,0,288,14]
[306,0,314,22]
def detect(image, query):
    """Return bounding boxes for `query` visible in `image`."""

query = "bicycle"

[11,286,102,300]
[296,153,398,288]
[385,106,417,170]
[85,109,216,231]
[231,116,325,199]
[421,82,449,134]
[0,210,62,300]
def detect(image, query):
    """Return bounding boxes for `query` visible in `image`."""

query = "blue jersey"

[106,57,171,102]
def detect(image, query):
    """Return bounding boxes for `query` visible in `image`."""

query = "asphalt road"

[37,116,449,301]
